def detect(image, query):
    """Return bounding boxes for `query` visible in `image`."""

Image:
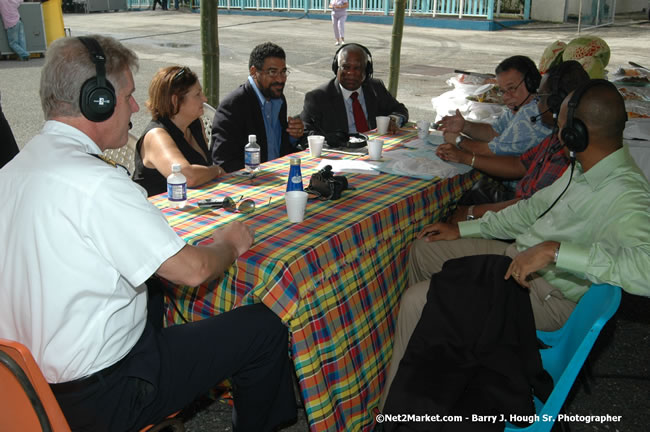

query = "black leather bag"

[305,165,349,200]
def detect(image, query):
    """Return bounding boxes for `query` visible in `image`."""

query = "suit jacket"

[382,255,553,432]
[211,80,296,173]
[300,77,409,137]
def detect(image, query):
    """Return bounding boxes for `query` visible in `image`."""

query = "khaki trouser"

[379,238,576,410]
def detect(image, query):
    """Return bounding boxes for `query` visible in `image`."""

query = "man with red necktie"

[301,43,409,145]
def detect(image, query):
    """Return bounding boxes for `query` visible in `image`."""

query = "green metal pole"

[201,0,220,106]
[388,0,406,97]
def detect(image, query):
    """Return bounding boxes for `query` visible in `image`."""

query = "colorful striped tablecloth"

[150,127,481,431]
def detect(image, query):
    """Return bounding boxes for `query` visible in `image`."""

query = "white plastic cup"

[308,135,325,157]
[376,116,390,134]
[417,120,430,139]
[368,139,384,160]
[285,191,308,223]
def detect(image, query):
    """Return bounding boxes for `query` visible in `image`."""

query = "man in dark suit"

[211,42,304,173]
[300,43,408,145]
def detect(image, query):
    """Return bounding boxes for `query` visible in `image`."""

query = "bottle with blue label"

[286,156,303,192]
[244,134,260,173]
[167,163,187,208]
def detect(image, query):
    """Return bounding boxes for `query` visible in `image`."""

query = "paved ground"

[1,8,648,432]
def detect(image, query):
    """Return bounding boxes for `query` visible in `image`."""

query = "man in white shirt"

[0,35,296,432]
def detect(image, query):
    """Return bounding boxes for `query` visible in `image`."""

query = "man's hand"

[437,109,465,134]
[436,143,471,164]
[417,222,460,242]
[505,241,559,288]
[287,116,305,139]
[212,221,255,258]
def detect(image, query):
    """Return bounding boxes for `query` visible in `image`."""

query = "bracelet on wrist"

[466,205,475,220]
[470,152,476,168]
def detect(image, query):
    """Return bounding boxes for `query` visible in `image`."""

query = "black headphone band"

[78,37,108,88]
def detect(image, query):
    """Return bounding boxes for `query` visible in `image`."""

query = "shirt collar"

[580,146,630,190]
[42,120,102,154]
[339,83,363,101]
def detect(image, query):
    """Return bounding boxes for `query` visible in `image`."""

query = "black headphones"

[546,62,571,116]
[522,67,541,95]
[331,43,373,79]
[78,37,116,122]
[561,79,622,153]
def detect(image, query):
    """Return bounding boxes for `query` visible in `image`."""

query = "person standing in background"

[152,0,168,10]
[330,0,348,46]
[0,0,29,61]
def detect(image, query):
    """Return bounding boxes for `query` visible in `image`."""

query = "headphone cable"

[537,152,575,220]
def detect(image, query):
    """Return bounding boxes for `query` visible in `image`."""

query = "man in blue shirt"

[439,55,552,157]
[211,42,304,172]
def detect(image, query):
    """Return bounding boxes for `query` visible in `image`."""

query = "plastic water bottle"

[167,163,187,208]
[286,156,303,192]
[244,134,260,173]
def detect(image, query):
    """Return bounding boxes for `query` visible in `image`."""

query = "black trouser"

[51,288,296,432]
[152,0,167,9]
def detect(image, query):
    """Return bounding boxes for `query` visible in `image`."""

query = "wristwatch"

[466,205,475,220]
[455,135,463,149]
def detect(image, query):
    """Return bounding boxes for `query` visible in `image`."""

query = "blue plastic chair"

[504,283,622,432]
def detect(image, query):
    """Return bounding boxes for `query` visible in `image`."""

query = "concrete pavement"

[0,9,648,432]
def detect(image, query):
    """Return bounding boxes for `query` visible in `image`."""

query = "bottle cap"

[171,163,181,172]
[289,156,301,165]
[248,134,257,143]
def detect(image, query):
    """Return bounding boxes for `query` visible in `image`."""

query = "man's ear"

[249,66,257,77]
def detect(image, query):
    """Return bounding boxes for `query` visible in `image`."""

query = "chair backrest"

[201,102,216,150]
[0,339,71,432]
[505,283,622,432]
[103,131,138,178]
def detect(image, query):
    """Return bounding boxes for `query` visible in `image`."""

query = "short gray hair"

[40,35,139,119]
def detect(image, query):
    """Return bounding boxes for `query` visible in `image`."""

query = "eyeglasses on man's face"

[496,78,525,97]
[259,68,290,78]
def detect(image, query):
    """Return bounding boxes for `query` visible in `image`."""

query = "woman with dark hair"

[134,66,225,196]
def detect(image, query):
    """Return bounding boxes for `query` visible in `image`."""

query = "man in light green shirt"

[380,80,650,410]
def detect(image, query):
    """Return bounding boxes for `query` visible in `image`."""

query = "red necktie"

[350,91,370,133]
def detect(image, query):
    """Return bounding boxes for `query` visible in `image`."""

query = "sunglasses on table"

[197,196,255,214]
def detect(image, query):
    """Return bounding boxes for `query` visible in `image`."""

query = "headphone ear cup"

[562,117,588,153]
[365,58,373,78]
[525,69,541,94]
[80,77,116,122]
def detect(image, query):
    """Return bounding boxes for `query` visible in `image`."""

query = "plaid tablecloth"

[150,128,481,431]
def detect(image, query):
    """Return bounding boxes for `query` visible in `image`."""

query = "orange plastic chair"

[0,338,72,431]
[0,338,184,432]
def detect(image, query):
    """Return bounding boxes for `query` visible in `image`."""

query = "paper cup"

[417,120,430,139]
[368,139,384,160]
[308,135,325,157]
[285,191,308,223]
[376,116,390,134]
